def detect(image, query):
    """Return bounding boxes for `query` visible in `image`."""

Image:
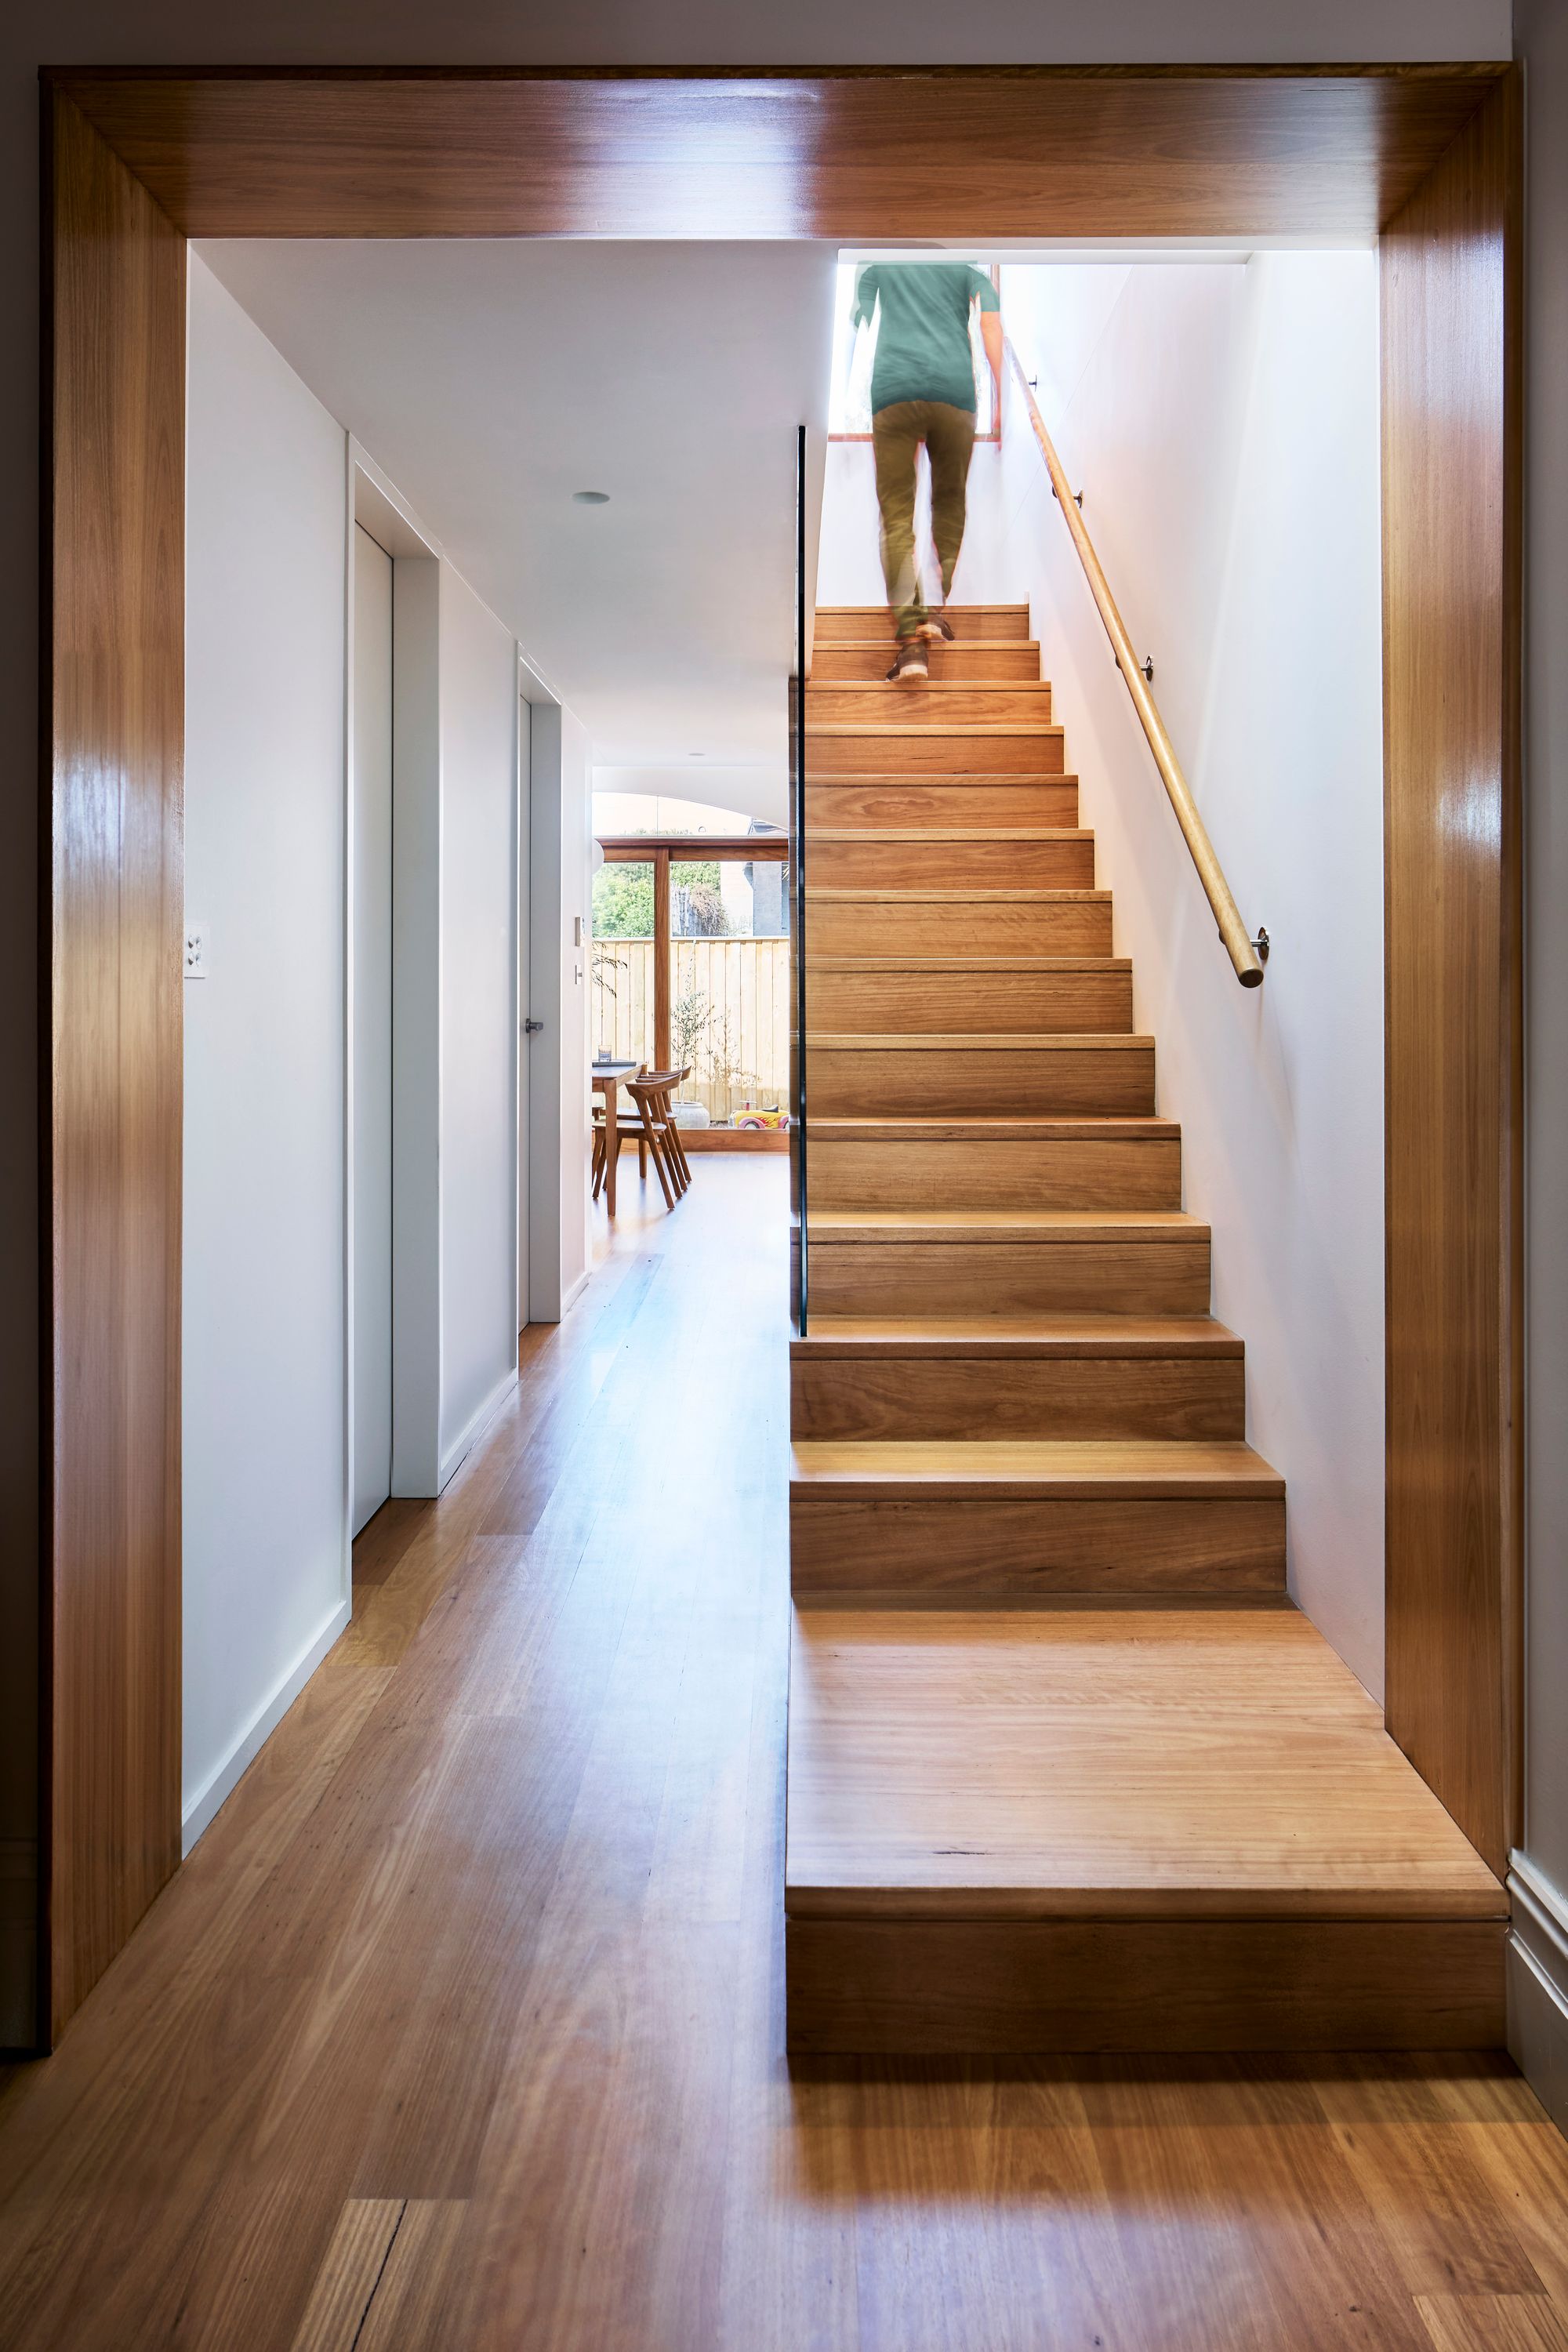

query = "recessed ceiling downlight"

[572,489,611,505]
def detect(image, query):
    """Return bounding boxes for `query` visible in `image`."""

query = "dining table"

[591,1058,641,1217]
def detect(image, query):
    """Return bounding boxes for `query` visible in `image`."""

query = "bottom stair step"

[784,1606,1507,2052]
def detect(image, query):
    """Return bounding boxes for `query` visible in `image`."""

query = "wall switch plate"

[184,924,209,978]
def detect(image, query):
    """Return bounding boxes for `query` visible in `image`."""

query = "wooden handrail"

[1007,343,1264,989]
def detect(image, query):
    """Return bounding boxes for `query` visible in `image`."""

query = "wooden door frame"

[36,60,1523,2045]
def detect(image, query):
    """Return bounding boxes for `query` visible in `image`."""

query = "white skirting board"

[437,1363,520,1494]
[182,1597,352,1855]
[1508,1851,1568,2135]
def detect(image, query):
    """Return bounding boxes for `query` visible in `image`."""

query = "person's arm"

[980,308,1004,408]
[851,263,877,334]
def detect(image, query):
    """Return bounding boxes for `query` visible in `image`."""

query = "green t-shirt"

[852,263,1000,416]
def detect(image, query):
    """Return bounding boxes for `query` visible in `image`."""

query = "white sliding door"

[517,694,532,1334]
[351,525,394,1535]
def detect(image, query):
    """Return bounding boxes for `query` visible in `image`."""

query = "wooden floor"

[0,1160,1564,2348]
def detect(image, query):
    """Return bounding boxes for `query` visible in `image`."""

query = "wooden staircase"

[786,605,1507,2052]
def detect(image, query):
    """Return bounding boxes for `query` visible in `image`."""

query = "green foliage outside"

[592,862,654,938]
[593,858,729,939]
[672,860,727,937]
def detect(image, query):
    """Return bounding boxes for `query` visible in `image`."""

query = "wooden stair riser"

[808,683,1054,728]
[811,1042,1154,1118]
[815,836,1094,890]
[784,1918,1505,2054]
[811,730,1065,776]
[808,1236,1211,1316]
[815,604,1031,643]
[808,895,1112,960]
[807,966,1131,1036]
[811,1134,1181,1211]
[812,640,1044,681]
[789,1490,1283,1599]
[807,779,1078,828]
[792,1355,1246,1442]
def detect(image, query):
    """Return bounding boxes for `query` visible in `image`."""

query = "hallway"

[0,1159,1564,2349]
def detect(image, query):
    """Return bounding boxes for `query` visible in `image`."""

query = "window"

[670,858,789,1127]
[590,858,655,1069]
[592,832,790,1132]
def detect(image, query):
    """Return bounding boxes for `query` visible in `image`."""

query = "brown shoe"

[917,614,956,644]
[887,637,929,684]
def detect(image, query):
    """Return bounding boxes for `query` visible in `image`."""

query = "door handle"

[524,1018,545,1034]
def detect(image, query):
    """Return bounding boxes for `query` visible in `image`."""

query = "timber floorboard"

[0,1161,1560,2347]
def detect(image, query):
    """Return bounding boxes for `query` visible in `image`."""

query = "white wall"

[993,255,1387,1693]
[439,568,521,1473]
[593,765,789,829]
[183,283,541,1851]
[390,554,444,1496]
[183,257,351,1848]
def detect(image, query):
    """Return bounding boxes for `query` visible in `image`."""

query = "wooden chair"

[592,1067,694,1209]
[592,1091,649,1196]
[591,1083,645,1202]
[625,1069,693,1210]
[638,1068,694,1192]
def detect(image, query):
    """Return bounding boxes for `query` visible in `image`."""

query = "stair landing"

[786,1606,1507,2052]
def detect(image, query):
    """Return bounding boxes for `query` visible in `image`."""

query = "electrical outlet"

[184,924,209,979]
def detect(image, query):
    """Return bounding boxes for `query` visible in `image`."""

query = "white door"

[352,526,394,1535]
[517,695,532,1334]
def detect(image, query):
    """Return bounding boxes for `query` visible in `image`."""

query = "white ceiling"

[198,238,837,814]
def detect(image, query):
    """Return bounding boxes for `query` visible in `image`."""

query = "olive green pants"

[871,399,978,637]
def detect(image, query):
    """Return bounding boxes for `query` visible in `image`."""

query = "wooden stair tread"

[812,1207,1204,1236]
[785,1607,1505,1922]
[810,887,1110,902]
[808,771,1078,784]
[808,956,1128,971]
[813,722,1064,735]
[789,1439,1280,1494]
[811,826,1090,843]
[816,604,1029,615]
[810,1116,1174,1138]
[813,1030,1150,1051]
[792,1314,1242,1358]
[815,640,1041,652]
[808,673,1047,684]
[808,682,1053,696]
